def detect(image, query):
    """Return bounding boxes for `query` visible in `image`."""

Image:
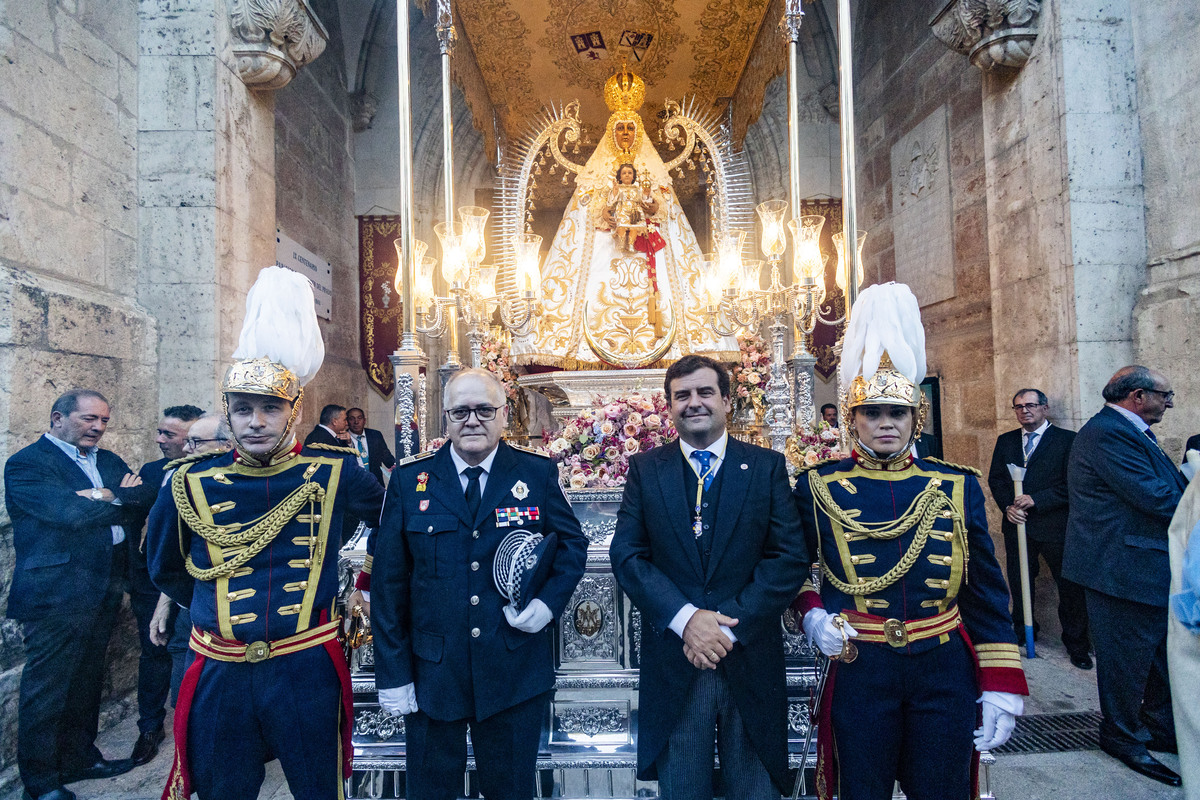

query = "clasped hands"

[1005,494,1035,525]
[681,609,738,670]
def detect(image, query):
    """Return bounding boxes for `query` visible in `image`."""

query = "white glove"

[504,599,553,633]
[802,608,858,657]
[973,691,1023,751]
[378,683,418,716]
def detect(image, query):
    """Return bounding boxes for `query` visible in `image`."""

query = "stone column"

[137,0,326,410]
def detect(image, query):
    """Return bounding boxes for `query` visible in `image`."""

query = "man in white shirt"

[346,406,395,486]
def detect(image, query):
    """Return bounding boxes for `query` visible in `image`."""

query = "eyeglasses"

[1012,403,1045,411]
[1143,389,1175,402]
[186,437,228,449]
[444,405,501,423]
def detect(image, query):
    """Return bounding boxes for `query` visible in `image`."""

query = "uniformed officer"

[147,267,385,800]
[790,283,1028,800]
[371,368,588,800]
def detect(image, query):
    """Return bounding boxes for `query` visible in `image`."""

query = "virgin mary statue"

[510,67,737,370]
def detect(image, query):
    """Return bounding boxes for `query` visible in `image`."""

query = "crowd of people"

[4,273,1198,800]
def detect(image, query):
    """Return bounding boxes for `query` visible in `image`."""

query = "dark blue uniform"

[791,454,1027,800]
[371,441,588,800]
[147,444,384,800]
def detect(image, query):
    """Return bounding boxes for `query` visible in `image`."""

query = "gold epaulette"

[509,443,551,459]
[398,450,436,467]
[797,457,841,474]
[306,442,358,456]
[922,457,982,477]
[165,450,225,471]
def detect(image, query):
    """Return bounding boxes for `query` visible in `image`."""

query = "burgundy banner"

[800,199,845,382]
[357,216,403,397]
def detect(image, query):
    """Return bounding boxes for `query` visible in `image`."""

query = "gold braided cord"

[808,470,967,596]
[307,443,358,456]
[921,456,982,477]
[171,460,320,581]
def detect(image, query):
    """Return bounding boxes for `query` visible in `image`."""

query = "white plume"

[839,282,926,388]
[232,266,325,386]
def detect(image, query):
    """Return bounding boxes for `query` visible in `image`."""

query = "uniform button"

[470,595,479,605]
[702,502,709,508]
[470,561,480,571]
[427,525,434,532]
[703,524,710,530]
[471,627,481,638]
[472,530,480,539]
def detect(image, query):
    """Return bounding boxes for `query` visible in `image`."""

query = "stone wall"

[853,0,996,471]
[274,0,366,426]
[0,0,155,786]
[1129,3,1200,457]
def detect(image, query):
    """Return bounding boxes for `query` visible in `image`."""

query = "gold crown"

[847,352,921,409]
[604,66,645,113]
[221,357,300,401]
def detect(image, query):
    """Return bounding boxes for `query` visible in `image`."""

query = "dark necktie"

[1145,428,1159,444]
[1023,431,1038,461]
[464,466,484,518]
[691,450,715,491]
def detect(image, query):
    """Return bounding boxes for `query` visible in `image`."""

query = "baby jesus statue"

[605,163,656,253]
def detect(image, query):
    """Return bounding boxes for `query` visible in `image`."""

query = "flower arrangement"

[481,334,520,403]
[423,436,447,452]
[784,420,846,477]
[547,393,677,489]
[730,332,769,420]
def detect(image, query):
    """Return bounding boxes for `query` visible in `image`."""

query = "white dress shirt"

[449,444,500,494]
[1021,419,1050,461]
[44,432,125,544]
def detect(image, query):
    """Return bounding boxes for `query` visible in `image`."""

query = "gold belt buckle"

[883,619,908,647]
[245,640,270,663]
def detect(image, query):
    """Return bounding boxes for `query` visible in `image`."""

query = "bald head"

[1102,365,1174,426]
[443,368,506,410]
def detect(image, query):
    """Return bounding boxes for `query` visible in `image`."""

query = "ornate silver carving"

[354,706,405,740]
[229,0,329,90]
[789,351,817,434]
[357,639,375,667]
[417,371,428,449]
[561,575,617,661]
[930,0,1041,71]
[779,0,804,43]
[788,701,812,735]
[435,0,456,56]
[395,372,415,459]
[630,607,643,663]
[557,706,627,736]
[580,517,617,545]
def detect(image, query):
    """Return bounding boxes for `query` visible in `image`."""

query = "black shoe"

[61,758,136,784]
[1146,737,1179,755]
[1069,652,1093,670]
[22,789,77,800]
[130,728,165,766]
[1099,742,1182,787]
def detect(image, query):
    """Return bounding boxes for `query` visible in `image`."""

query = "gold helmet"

[839,282,928,461]
[221,357,300,401]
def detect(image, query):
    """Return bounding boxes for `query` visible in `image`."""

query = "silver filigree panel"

[560,574,619,664]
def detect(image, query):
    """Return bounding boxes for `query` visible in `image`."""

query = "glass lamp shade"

[788,215,827,286]
[756,199,789,258]
[699,253,724,306]
[458,206,490,265]
[740,259,765,295]
[393,237,430,296]
[475,265,498,300]
[434,221,470,286]
[513,233,543,298]
[415,256,437,311]
[832,230,868,294]
[717,230,747,286]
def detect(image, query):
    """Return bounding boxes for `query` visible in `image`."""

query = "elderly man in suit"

[5,389,143,800]
[371,368,588,800]
[611,355,807,799]
[988,388,1090,669]
[346,407,395,486]
[1063,365,1187,786]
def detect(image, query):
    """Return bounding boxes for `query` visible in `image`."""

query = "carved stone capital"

[230,0,329,90]
[930,0,1040,71]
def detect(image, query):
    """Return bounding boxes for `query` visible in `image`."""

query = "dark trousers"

[187,646,342,800]
[127,561,172,734]
[1003,533,1090,656]
[830,636,978,800]
[655,666,775,800]
[17,544,127,796]
[1085,588,1176,756]
[167,607,193,705]
[405,691,549,800]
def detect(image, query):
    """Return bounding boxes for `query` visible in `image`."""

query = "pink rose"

[623,438,640,454]
[627,413,643,427]
[605,446,620,460]
[644,414,662,430]
[624,423,641,437]
[599,420,616,436]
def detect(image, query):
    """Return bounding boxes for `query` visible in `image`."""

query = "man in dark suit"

[611,355,807,797]
[346,406,395,485]
[304,404,349,447]
[371,368,588,800]
[122,404,204,767]
[1063,365,1187,786]
[987,388,1090,668]
[5,389,142,800]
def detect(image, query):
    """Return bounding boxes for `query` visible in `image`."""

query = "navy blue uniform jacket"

[370,441,588,721]
[610,438,808,788]
[5,435,140,620]
[1063,406,1187,606]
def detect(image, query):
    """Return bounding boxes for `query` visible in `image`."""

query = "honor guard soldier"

[371,368,588,800]
[147,267,385,800]
[790,283,1028,800]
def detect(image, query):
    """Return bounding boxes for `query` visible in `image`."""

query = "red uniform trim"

[162,654,207,800]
